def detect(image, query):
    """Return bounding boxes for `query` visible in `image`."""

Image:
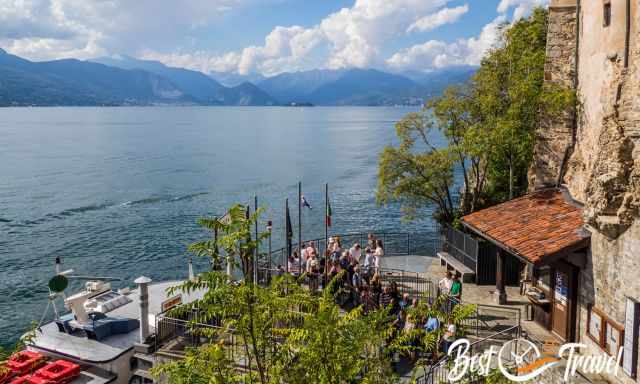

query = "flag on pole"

[301,194,312,209]
[326,198,332,227]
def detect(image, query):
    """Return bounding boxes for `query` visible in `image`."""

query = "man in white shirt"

[350,243,362,264]
[438,270,453,296]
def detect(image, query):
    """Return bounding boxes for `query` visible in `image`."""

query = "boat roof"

[29,280,204,363]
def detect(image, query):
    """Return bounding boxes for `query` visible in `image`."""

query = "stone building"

[528,0,640,382]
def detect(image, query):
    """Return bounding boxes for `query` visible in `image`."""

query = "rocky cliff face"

[530,0,640,239]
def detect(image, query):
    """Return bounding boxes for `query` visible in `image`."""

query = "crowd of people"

[274,233,465,359]
[280,233,384,293]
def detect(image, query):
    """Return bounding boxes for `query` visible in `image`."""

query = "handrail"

[417,324,522,384]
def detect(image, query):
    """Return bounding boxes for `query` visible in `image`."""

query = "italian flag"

[326,199,332,227]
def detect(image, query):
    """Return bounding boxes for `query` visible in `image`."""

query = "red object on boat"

[33,360,80,384]
[6,352,45,377]
[9,360,80,384]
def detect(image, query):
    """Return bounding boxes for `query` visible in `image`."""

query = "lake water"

[0,106,444,346]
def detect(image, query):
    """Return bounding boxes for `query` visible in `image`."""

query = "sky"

[0,0,548,77]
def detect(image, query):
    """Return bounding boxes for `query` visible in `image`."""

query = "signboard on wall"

[623,297,640,378]
[161,295,183,313]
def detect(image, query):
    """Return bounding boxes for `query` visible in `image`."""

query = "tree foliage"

[378,8,574,224]
[152,207,399,384]
[153,205,480,383]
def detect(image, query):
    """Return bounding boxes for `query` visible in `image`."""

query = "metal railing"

[415,324,522,384]
[261,230,440,271]
[441,225,478,271]
[155,315,241,361]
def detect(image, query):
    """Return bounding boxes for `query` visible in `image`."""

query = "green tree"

[378,8,574,224]
[153,207,399,384]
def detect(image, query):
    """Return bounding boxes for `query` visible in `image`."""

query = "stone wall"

[528,2,578,190]
[530,1,640,383]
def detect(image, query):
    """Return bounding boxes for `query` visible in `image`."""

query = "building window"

[603,2,612,27]
[587,306,625,358]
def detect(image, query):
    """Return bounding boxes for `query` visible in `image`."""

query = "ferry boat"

[3,258,204,384]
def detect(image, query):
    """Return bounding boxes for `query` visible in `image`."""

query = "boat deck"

[29,280,204,363]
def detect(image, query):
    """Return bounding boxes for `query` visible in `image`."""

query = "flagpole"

[324,183,329,286]
[285,198,289,274]
[298,181,302,268]
[254,195,258,285]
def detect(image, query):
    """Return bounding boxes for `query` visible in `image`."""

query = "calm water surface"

[0,106,444,346]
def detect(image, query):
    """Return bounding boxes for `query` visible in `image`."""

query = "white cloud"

[385,0,547,71]
[497,0,548,20]
[407,5,469,33]
[146,0,456,76]
[0,0,244,61]
[386,16,506,71]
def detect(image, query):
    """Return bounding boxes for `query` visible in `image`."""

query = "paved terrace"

[381,256,553,343]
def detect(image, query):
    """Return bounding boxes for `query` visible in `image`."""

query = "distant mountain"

[257,69,346,104]
[219,82,277,106]
[93,55,226,104]
[209,71,266,87]
[306,69,425,106]
[402,66,477,91]
[0,48,475,107]
[258,68,425,106]
[257,67,476,106]
[0,48,193,106]
[92,56,277,106]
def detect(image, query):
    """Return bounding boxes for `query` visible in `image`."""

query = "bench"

[437,251,475,283]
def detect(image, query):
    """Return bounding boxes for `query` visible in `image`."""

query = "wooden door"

[552,269,569,340]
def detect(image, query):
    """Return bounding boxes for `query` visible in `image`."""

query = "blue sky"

[0,0,547,76]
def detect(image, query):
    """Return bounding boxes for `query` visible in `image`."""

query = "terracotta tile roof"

[460,189,589,265]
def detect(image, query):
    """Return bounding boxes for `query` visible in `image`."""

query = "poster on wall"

[555,272,568,305]
[623,297,639,378]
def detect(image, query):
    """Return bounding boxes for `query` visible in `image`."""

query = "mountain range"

[0,49,476,107]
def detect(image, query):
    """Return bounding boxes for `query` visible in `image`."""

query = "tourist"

[288,252,300,277]
[350,243,362,264]
[275,264,285,277]
[307,255,320,292]
[374,239,384,259]
[399,293,410,311]
[425,311,439,333]
[438,270,453,296]
[404,311,417,361]
[367,233,377,250]
[306,241,317,258]
[450,273,462,303]
[379,285,393,309]
[373,248,381,274]
[352,265,363,289]
[359,284,375,313]
[392,307,406,332]
[363,247,375,281]
[329,260,340,280]
[370,273,382,304]
[442,319,457,354]
[339,251,350,270]
[300,242,308,270]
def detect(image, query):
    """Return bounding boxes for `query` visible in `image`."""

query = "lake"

[0,106,443,346]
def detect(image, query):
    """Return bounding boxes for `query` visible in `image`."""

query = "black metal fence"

[415,324,522,384]
[261,230,441,270]
[441,225,478,271]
